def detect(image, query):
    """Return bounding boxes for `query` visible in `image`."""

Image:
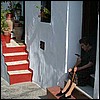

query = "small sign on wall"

[40,41,45,50]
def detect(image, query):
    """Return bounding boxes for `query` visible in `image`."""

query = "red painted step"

[8,69,33,85]
[1,35,6,49]
[3,46,27,53]
[6,60,29,71]
[1,34,6,42]
[1,36,27,53]
[3,52,28,62]
[47,86,76,99]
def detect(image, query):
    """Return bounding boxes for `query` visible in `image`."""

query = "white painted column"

[65,1,83,73]
[65,1,70,73]
[93,12,99,99]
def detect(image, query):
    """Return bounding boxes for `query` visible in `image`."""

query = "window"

[41,1,51,23]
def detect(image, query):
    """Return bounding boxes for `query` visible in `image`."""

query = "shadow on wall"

[57,73,69,89]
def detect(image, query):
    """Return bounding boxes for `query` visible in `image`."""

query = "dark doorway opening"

[21,1,25,44]
[82,1,98,48]
[81,1,99,87]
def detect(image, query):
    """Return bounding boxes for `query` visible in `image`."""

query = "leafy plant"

[1,1,17,17]
[35,5,50,14]
[1,6,10,34]
[35,5,50,18]
[2,1,15,13]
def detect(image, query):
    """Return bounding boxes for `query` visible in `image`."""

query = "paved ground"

[1,77,47,99]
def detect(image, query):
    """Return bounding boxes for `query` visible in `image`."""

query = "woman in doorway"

[56,37,96,98]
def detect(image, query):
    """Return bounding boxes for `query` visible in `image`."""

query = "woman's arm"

[68,57,81,72]
[77,61,94,71]
[75,57,81,66]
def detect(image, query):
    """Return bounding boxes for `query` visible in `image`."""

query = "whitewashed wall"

[1,44,10,83]
[25,1,83,89]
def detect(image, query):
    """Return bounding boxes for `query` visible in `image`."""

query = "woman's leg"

[65,82,76,97]
[62,79,71,93]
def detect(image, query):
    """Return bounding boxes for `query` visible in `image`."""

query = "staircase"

[1,35,33,85]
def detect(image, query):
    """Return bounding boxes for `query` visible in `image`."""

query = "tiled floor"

[1,77,47,99]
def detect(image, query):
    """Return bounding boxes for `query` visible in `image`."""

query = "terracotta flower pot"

[4,31,11,43]
[14,26,23,42]
[6,13,13,20]
[14,23,19,27]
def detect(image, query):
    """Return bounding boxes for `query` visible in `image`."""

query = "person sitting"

[56,37,96,98]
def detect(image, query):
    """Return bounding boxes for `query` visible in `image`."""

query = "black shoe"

[65,95,71,98]
[59,95,65,99]
[59,95,71,99]
[56,91,65,96]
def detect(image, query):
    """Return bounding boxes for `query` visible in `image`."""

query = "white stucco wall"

[1,44,10,83]
[25,1,83,89]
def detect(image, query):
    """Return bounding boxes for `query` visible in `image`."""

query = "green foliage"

[1,1,16,14]
[35,5,50,15]
[43,7,50,15]
[1,6,9,34]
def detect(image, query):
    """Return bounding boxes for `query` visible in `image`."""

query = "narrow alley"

[1,77,47,99]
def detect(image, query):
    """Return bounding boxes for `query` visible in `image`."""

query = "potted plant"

[6,10,13,20]
[2,22,11,43]
[3,24,11,43]
[1,5,11,43]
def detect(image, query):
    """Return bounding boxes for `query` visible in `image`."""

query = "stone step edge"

[3,52,28,56]
[8,70,32,75]
[5,60,29,66]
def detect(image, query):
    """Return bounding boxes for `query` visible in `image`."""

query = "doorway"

[82,1,98,87]
[82,1,98,48]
